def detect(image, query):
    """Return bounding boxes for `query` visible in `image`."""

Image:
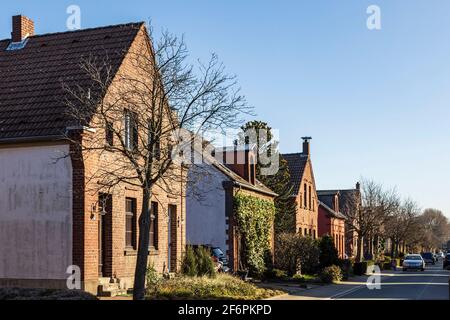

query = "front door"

[168,205,178,273]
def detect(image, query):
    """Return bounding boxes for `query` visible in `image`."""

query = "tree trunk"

[133,187,152,300]
[390,238,395,258]
[356,235,364,262]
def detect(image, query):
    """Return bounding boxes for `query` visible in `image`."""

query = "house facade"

[186,146,277,272]
[0,16,185,295]
[317,191,347,258]
[282,138,319,239]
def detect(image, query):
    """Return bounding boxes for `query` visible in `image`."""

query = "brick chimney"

[302,137,312,157]
[12,15,34,43]
[216,145,257,185]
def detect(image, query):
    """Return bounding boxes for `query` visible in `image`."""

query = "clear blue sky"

[1,1,449,217]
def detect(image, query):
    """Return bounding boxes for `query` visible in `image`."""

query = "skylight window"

[6,38,29,51]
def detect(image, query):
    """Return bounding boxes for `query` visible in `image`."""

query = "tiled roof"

[213,161,277,197]
[0,22,143,141]
[281,153,308,195]
[317,191,338,209]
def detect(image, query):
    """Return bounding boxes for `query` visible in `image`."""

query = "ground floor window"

[150,201,159,249]
[125,198,137,249]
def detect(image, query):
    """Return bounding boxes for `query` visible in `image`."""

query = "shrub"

[196,246,217,278]
[319,265,343,284]
[353,262,368,275]
[146,265,162,295]
[340,259,353,280]
[0,288,97,300]
[274,233,320,276]
[318,235,339,269]
[274,233,300,275]
[181,246,198,277]
[272,269,288,279]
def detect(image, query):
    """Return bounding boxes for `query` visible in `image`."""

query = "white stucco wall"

[186,163,229,255]
[0,144,73,280]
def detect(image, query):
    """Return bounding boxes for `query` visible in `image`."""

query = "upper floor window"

[309,186,312,210]
[304,184,307,208]
[124,110,138,151]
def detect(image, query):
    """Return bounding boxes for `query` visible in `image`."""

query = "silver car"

[402,254,425,272]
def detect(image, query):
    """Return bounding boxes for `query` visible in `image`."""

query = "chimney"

[216,145,257,185]
[12,15,34,43]
[302,137,312,156]
[356,182,361,191]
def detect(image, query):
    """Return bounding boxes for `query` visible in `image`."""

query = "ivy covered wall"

[233,193,276,274]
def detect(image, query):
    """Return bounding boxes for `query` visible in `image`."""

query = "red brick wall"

[318,206,346,258]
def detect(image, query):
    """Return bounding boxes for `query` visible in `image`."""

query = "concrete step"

[97,284,128,298]
[97,278,127,298]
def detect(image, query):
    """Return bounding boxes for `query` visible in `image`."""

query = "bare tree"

[384,198,421,257]
[63,25,252,300]
[343,179,399,262]
[417,209,449,251]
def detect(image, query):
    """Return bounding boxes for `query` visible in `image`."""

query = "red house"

[317,191,346,258]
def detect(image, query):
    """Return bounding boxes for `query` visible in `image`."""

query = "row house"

[282,138,319,239]
[317,191,346,258]
[0,16,185,295]
[281,137,361,260]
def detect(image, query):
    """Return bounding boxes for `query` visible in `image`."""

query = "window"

[304,228,308,236]
[105,122,114,146]
[309,186,312,210]
[250,164,256,185]
[304,184,307,208]
[150,202,158,249]
[124,110,138,150]
[125,198,137,249]
[313,230,316,240]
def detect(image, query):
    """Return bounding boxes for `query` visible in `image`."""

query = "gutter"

[0,134,67,146]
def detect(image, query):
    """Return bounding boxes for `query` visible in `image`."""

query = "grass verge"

[146,274,285,300]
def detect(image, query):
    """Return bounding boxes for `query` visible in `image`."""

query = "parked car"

[421,252,436,265]
[444,254,450,270]
[210,247,230,272]
[403,254,426,272]
[191,245,230,273]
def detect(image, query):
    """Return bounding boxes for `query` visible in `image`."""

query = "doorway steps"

[97,277,128,298]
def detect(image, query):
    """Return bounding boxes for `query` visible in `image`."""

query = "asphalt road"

[267,259,450,300]
[333,260,450,300]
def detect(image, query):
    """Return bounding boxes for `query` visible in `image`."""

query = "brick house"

[317,191,347,258]
[282,138,319,238]
[186,145,277,272]
[0,16,185,295]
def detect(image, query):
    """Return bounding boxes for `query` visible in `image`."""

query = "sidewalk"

[263,274,372,300]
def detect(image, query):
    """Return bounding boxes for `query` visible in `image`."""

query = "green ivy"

[234,194,276,275]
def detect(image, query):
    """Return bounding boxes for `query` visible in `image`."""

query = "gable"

[0,23,143,142]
